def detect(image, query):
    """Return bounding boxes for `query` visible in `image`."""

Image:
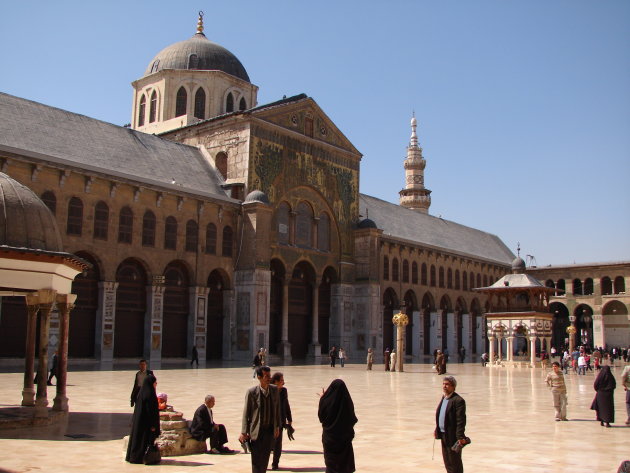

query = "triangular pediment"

[250,95,362,157]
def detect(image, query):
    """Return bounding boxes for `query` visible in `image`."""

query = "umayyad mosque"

[0,14,628,373]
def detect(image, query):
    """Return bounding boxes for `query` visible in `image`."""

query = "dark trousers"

[272,427,284,468]
[209,424,228,449]
[330,357,336,367]
[250,426,274,473]
[441,438,463,473]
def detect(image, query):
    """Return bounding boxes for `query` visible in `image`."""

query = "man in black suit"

[271,372,293,470]
[434,376,467,473]
[190,395,236,454]
[130,359,153,407]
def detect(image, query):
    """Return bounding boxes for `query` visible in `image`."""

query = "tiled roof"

[0,92,233,202]
[360,194,514,265]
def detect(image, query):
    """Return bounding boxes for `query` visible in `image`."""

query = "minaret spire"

[196,11,205,36]
[399,114,432,214]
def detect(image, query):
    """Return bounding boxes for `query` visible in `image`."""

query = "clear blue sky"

[1,1,628,266]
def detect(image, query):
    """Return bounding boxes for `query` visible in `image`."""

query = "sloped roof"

[0,92,233,202]
[487,273,546,289]
[360,194,514,265]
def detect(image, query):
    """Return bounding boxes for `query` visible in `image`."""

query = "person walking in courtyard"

[190,394,236,454]
[390,349,397,372]
[190,345,199,367]
[481,352,488,367]
[622,362,630,425]
[591,365,616,427]
[434,376,468,473]
[578,353,587,375]
[47,350,58,386]
[436,350,446,375]
[240,366,281,473]
[384,347,391,371]
[252,349,262,378]
[271,372,293,471]
[339,347,346,368]
[329,346,338,368]
[130,359,153,407]
[545,362,568,421]
[126,374,160,464]
[458,346,466,363]
[366,348,373,370]
[318,379,357,473]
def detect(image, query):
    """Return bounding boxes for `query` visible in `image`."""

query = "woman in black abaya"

[591,365,616,427]
[126,374,160,463]
[318,379,358,473]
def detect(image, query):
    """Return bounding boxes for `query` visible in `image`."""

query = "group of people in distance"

[124,360,360,473]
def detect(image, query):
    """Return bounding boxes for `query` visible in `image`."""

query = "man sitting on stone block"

[190,394,237,454]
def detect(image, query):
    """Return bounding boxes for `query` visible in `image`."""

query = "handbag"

[143,444,161,465]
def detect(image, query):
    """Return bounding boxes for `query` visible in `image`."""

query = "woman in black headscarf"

[126,373,160,463]
[318,379,358,473]
[591,365,616,427]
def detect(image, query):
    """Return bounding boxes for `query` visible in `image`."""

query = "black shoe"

[600,421,604,426]
[605,423,611,428]
[272,466,279,471]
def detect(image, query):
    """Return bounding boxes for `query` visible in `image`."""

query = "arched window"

[454,270,460,290]
[402,260,409,283]
[317,212,330,252]
[447,268,453,289]
[149,91,157,123]
[483,275,488,287]
[239,97,247,111]
[469,273,474,290]
[205,223,217,254]
[194,88,205,119]
[476,274,481,288]
[66,197,83,235]
[142,210,156,247]
[226,92,234,113]
[222,226,233,257]
[118,206,133,243]
[276,202,290,245]
[583,278,594,295]
[421,263,427,285]
[412,262,418,284]
[164,216,177,250]
[41,191,56,215]
[295,202,312,247]
[430,265,436,287]
[557,279,566,295]
[93,201,109,240]
[188,53,199,69]
[573,278,583,296]
[462,271,468,291]
[438,267,444,288]
[392,258,399,282]
[175,87,187,117]
[185,220,198,252]
[138,94,146,126]
[614,276,625,294]
[383,256,389,281]
[215,152,228,180]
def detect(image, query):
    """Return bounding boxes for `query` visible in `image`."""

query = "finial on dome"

[196,11,205,35]
[516,241,521,257]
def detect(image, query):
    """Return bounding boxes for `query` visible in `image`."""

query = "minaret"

[399,114,431,213]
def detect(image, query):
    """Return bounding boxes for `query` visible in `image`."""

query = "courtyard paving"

[0,361,628,473]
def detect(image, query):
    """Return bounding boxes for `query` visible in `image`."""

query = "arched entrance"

[382,288,398,352]
[288,261,315,358]
[403,290,417,356]
[602,300,629,347]
[207,270,227,360]
[574,304,593,349]
[551,302,570,351]
[422,292,435,355]
[269,260,285,355]
[0,296,27,357]
[319,267,337,354]
[162,262,190,358]
[440,295,452,351]
[114,259,147,358]
[69,252,100,358]
[470,298,482,354]
[455,297,468,354]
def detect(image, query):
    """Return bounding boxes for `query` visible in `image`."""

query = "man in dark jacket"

[130,359,153,407]
[271,372,293,470]
[190,395,236,454]
[435,376,467,473]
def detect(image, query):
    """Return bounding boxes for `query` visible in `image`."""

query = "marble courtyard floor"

[0,362,628,473]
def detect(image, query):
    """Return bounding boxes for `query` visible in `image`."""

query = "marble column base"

[52,394,68,412]
[21,387,35,406]
[279,341,292,363]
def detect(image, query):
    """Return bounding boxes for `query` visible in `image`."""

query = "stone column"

[530,336,537,368]
[567,316,577,355]
[497,335,503,362]
[545,337,552,355]
[147,277,165,363]
[592,314,604,348]
[53,293,77,412]
[488,335,495,366]
[35,289,57,418]
[506,336,513,362]
[393,312,409,372]
[95,281,118,362]
[190,286,210,361]
[309,282,321,359]
[22,295,40,406]
[279,279,291,361]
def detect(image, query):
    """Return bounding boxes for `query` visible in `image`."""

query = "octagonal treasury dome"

[0,172,63,252]
[145,31,250,83]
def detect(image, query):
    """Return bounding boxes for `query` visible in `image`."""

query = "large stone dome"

[144,33,250,83]
[0,173,63,252]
